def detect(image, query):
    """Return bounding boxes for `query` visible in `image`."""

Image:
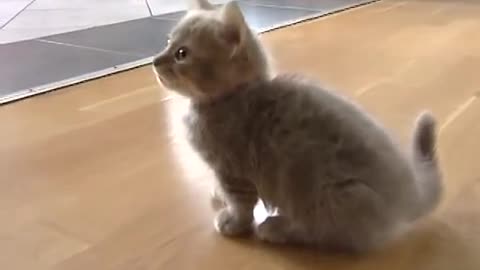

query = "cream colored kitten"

[153,0,443,253]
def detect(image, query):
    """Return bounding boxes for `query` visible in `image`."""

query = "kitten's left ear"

[188,0,214,10]
[218,1,248,46]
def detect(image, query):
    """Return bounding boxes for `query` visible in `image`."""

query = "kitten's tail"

[408,111,443,220]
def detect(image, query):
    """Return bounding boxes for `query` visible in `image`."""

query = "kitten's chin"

[156,75,167,86]
[156,78,197,99]
[154,69,174,88]
[154,75,204,101]
[156,75,177,91]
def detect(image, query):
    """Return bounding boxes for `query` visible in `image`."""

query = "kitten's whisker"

[79,85,157,111]
[355,79,387,96]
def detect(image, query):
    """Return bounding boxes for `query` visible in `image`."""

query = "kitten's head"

[152,0,271,101]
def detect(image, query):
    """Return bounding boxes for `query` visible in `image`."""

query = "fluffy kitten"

[153,0,443,253]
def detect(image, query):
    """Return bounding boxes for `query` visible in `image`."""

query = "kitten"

[152,0,443,253]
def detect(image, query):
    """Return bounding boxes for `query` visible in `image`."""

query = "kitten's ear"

[188,0,214,10]
[218,1,248,46]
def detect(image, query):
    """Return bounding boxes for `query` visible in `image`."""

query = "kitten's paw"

[214,208,252,236]
[255,216,290,244]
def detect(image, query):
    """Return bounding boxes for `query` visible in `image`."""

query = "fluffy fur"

[153,0,443,253]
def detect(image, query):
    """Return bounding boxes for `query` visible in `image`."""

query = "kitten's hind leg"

[255,216,303,244]
[214,173,258,237]
[210,184,226,211]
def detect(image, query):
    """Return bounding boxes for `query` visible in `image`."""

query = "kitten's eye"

[174,47,189,62]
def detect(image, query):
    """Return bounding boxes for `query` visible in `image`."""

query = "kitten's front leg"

[214,173,258,237]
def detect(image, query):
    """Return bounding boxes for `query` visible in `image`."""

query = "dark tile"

[154,10,186,21]
[0,40,138,94]
[240,0,374,12]
[43,18,177,57]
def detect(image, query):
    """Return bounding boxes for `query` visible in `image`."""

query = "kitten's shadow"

[228,219,479,270]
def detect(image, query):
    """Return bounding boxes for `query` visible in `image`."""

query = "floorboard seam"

[440,96,477,134]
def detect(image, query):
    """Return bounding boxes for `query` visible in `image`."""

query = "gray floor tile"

[0,40,138,94]
[0,26,87,44]
[240,0,373,11]
[43,18,176,57]
[153,10,185,21]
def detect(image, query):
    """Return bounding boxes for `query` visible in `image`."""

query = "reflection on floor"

[0,0,374,104]
[1,0,480,269]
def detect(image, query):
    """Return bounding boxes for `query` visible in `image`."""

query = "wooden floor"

[1,0,480,269]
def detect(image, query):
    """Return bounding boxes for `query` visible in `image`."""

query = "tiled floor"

[0,0,376,104]
[0,0,231,44]
[0,40,139,95]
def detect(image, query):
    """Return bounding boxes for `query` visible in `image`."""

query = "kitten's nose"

[153,54,168,67]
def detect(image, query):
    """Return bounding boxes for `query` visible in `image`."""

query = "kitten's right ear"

[188,0,214,10]
[218,1,248,49]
